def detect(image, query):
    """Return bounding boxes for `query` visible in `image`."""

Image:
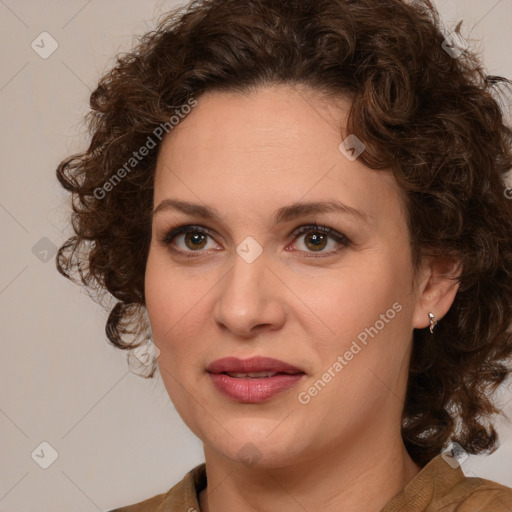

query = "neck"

[198,431,421,512]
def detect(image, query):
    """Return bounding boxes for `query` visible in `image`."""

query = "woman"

[56,0,512,510]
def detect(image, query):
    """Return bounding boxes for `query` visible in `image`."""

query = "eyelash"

[159,223,351,259]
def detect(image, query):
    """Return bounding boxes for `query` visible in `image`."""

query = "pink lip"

[206,357,306,403]
[206,356,304,374]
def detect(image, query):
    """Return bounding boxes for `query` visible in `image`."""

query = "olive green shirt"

[108,454,512,511]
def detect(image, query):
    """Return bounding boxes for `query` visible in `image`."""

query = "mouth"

[221,371,299,378]
[206,356,306,403]
[205,356,305,376]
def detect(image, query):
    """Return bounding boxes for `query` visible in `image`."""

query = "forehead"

[153,85,405,227]
[158,84,349,164]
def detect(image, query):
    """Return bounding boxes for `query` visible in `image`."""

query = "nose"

[213,248,286,338]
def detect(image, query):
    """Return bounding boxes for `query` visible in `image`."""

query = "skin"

[144,83,460,512]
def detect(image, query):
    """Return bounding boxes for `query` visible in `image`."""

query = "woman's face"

[145,84,425,467]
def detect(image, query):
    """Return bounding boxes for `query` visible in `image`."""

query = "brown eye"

[161,225,218,257]
[303,232,328,251]
[160,223,350,259]
[183,231,208,250]
[291,224,350,257]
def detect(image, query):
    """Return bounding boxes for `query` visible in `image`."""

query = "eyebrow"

[153,198,371,227]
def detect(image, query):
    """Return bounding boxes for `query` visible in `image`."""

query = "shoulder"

[106,491,168,512]
[380,454,512,512]
[106,463,206,512]
[442,476,512,511]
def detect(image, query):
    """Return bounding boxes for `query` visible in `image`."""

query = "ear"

[412,253,462,330]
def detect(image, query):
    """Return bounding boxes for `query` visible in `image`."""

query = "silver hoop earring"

[428,312,437,334]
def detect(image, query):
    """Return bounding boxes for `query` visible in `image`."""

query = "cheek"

[145,248,189,333]
[144,254,169,336]
[144,251,185,356]
[144,250,210,364]
[299,252,412,348]
[144,257,202,414]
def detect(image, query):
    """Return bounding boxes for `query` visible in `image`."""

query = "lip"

[206,357,306,403]
[206,356,304,374]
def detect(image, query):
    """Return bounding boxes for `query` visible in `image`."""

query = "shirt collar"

[154,454,464,512]
[381,454,466,511]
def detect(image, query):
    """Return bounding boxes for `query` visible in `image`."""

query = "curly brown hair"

[56,0,512,468]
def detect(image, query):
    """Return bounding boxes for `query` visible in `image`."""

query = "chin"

[204,424,310,469]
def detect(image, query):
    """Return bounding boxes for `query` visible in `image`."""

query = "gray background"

[1,1,511,510]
